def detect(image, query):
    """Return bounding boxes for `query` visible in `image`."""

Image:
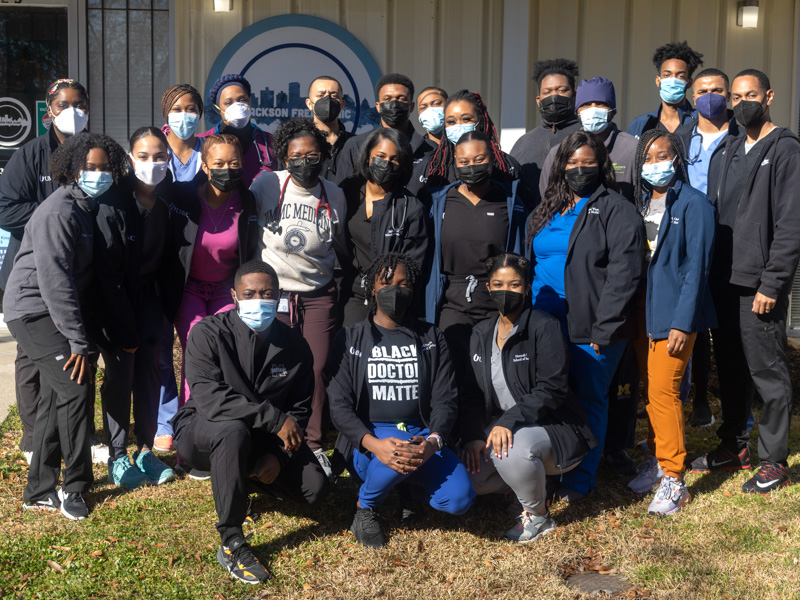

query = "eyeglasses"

[288,154,322,166]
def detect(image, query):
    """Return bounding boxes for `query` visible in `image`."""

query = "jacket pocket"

[733,219,766,275]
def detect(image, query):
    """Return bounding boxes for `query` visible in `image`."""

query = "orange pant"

[634,331,696,478]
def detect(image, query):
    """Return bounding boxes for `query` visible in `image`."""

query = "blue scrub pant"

[352,422,475,515]
[155,318,179,438]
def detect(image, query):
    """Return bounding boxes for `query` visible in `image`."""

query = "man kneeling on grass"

[172,260,328,584]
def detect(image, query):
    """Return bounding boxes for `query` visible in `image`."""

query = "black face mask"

[734,100,766,128]
[287,158,323,188]
[369,156,400,186]
[376,285,413,322]
[564,166,600,197]
[312,95,341,123]
[380,100,411,127]
[208,168,243,193]
[489,290,525,317]
[456,163,492,187]
[539,94,574,125]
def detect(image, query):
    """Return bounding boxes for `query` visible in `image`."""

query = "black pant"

[712,283,792,463]
[8,313,94,502]
[15,344,40,453]
[174,414,328,545]
[605,341,640,451]
[692,329,712,405]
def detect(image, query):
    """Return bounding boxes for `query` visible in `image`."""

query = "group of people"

[1,38,798,585]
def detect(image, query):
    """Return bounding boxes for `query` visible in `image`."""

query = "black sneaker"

[57,488,88,520]
[690,446,751,473]
[742,461,790,494]
[351,507,385,548]
[689,401,715,428]
[22,491,61,512]
[189,468,211,481]
[605,449,638,477]
[217,534,271,584]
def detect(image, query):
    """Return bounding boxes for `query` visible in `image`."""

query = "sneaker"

[689,402,715,428]
[742,461,790,495]
[108,455,151,490]
[23,451,33,465]
[314,449,333,478]
[505,512,556,543]
[689,445,751,473]
[134,449,176,485]
[22,491,61,512]
[189,468,211,481]
[628,456,664,494]
[351,507,385,548]
[605,449,638,477]
[57,488,88,520]
[152,435,173,453]
[91,443,110,465]
[647,475,691,515]
[217,534,271,584]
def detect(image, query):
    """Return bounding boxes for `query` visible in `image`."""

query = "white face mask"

[51,107,88,136]
[130,155,169,187]
[223,102,251,129]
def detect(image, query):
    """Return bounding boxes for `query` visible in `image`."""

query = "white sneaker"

[627,456,664,494]
[23,451,33,465]
[314,449,333,478]
[91,443,110,464]
[647,475,691,515]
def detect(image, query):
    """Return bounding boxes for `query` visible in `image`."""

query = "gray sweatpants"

[470,423,577,516]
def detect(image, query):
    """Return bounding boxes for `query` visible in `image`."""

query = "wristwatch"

[426,434,443,451]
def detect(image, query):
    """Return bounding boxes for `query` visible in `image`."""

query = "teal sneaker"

[135,449,176,485]
[109,455,150,490]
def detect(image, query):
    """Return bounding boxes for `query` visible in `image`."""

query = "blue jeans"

[352,422,475,514]
[156,318,180,437]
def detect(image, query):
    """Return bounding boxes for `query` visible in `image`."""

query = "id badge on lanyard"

[278,291,290,314]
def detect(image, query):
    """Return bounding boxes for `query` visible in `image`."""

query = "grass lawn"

[2,373,800,599]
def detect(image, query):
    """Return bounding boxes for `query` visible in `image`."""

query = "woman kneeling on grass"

[326,252,475,548]
[461,253,598,542]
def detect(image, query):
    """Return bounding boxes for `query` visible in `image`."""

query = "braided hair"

[364,253,421,315]
[161,84,204,122]
[426,89,513,182]
[633,129,689,215]
[46,79,88,106]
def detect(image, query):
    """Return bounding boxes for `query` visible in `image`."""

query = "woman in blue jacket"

[626,129,716,515]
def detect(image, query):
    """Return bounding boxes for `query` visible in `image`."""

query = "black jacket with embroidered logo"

[460,307,597,470]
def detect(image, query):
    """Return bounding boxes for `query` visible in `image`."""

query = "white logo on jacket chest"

[270,364,287,377]
[588,207,600,215]
[513,353,529,363]
[473,353,482,362]
[349,347,362,357]
[671,217,680,225]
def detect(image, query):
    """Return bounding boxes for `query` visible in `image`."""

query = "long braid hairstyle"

[426,89,514,182]
[526,130,619,243]
[633,129,689,216]
[364,253,422,316]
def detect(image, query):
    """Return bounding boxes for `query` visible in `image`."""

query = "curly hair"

[527,130,619,242]
[161,84,203,122]
[270,118,331,164]
[49,132,128,186]
[364,252,421,316]
[633,129,689,215]
[427,89,514,182]
[485,252,530,281]
[532,58,580,90]
[356,127,413,189]
[652,41,704,77]
[200,133,242,164]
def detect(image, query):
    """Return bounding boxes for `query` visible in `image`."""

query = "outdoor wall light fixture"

[214,0,233,12]
[737,0,759,28]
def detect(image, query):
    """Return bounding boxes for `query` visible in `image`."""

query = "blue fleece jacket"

[627,102,696,139]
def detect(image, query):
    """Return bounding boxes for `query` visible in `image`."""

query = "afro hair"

[652,41,704,77]
[49,132,129,186]
[531,58,580,90]
[270,118,331,163]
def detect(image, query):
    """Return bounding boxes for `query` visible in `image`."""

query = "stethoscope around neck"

[267,175,336,243]
[385,193,408,236]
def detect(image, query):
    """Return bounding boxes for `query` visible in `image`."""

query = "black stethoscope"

[267,174,334,244]
[685,127,704,165]
[385,194,408,236]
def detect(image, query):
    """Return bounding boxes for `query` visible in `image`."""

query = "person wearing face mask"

[327,253,474,548]
[338,128,431,326]
[306,75,354,181]
[627,41,703,139]
[3,132,129,520]
[199,74,275,187]
[0,79,94,464]
[460,253,596,542]
[91,127,177,490]
[164,134,260,480]
[623,130,715,515]
[510,59,582,208]
[527,130,645,501]
[172,260,327,584]
[250,119,346,477]
[161,84,206,183]
[690,70,800,494]
[335,73,436,196]
[416,86,448,146]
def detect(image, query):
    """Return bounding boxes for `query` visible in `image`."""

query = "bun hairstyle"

[200,133,242,164]
[485,253,530,281]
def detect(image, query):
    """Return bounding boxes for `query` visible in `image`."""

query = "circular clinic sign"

[0,97,32,147]
[205,15,382,135]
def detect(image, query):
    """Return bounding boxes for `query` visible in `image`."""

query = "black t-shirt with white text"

[365,323,421,423]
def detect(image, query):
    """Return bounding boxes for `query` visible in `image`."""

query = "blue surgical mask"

[579,106,611,133]
[236,296,277,332]
[642,158,677,187]
[77,170,113,197]
[659,77,687,104]
[418,106,445,135]
[445,122,476,145]
[167,112,200,140]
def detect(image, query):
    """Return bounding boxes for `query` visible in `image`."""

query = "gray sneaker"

[504,512,555,543]
[647,475,691,515]
[627,455,664,494]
